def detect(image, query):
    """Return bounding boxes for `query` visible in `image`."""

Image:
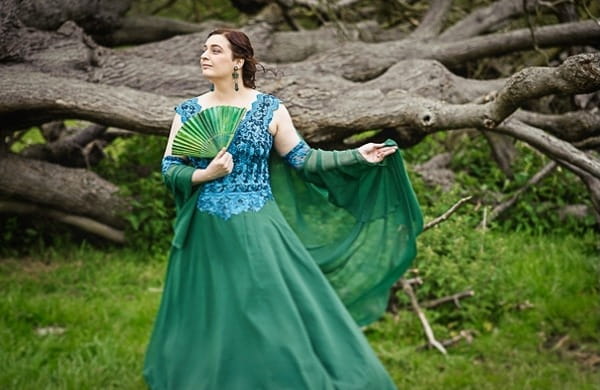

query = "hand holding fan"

[172,105,247,158]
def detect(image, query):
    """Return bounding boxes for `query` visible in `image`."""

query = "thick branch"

[97,16,230,46]
[484,53,600,127]
[439,0,537,41]
[554,159,600,220]
[492,120,600,179]
[0,68,175,133]
[290,20,600,81]
[21,123,107,166]
[482,132,518,178]
[435,20,600,68]
[113,19,599,79]
[409,0,453,40]
[8,0,131,33]
[4,53,599,159]
[515,110,600,142]
[0,200,125,243]
[0,153,128,227]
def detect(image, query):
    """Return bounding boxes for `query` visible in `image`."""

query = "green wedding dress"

[143,93,423,389]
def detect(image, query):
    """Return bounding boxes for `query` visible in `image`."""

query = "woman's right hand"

[192,148,234,184]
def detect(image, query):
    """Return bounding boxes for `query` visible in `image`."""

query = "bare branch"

[440,0,537,41]
[575,136,600,150]
[421,290,475,309]
[0,153,128,227]
[98,15,230,46]
[423,196,473,232]
[409,0,453,40]
[0,200,125,243]
[434,20,600,67]
[21,123,108,167]
[492,120,600,179]
[515,110,600,142]
[480,160,557,227]
[0,68,176,134]
[484,53,600,127]
[553,159,600,220]
[417,329,475,350]
[401,278,447,355]
[150,0,178,15]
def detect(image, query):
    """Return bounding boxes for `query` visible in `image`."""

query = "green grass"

[1,232,598,389]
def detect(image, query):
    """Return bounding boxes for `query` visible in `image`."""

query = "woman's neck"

[209,82,255,105]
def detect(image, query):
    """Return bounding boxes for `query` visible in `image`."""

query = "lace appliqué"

[161,156,187,175]
[174,97,201,123]
[176,93,280,220]
[283,140,311,169]
[198,190,274,220]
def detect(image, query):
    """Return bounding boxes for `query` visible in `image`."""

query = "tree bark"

[439,0,538,41]
[11,0,131,34]
[21,123,108,167]
[0,200,126,243]
[97,16,233,46]
[1,0,599,238]
[409,0,453,40]
[0,153,128,228]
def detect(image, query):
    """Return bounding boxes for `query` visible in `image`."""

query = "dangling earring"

[210,83,214,92]
[232,65,239,92]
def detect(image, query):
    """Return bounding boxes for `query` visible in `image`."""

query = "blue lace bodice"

[163,94,280,219]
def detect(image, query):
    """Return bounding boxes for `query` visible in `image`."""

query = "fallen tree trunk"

[0,153,128,228]
[1,0,599,240]
[0,200,126,243]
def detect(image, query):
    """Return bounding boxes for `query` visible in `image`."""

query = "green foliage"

[402,131,597,235]
[367,229,599,389]
[129,0,241,24]
[94,134,174,252]
[8,127,45,153]
[1,232,598,388]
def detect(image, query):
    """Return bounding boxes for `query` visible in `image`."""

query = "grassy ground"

[0,231,598,389]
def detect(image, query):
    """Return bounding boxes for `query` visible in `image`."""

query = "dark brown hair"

[208,29,257,89]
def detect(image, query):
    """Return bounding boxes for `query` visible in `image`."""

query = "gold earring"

[232,65,239,91]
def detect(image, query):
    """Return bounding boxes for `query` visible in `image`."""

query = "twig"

[274,0,302,31]
[403,277,423,286]
[417,329,475,350]
[150,0,178,15]
[523,0,550,64]
[479,161,557,228]
[401,278,447,355]
[421,289,475,309]
[581,0,600,26]
[423,195,473,231]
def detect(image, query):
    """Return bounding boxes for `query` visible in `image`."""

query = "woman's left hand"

[357,143,398,163]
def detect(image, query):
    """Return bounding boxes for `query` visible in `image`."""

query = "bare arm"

[271,103,397,163]
[163,113,183,157]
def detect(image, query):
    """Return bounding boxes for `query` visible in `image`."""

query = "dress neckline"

[195,92,265,117]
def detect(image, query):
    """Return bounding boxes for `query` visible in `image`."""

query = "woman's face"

[200,34,241,81]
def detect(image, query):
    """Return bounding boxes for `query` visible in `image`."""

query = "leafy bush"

[94,134,174,252]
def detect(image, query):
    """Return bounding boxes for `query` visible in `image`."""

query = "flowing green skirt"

[143,200,397,389]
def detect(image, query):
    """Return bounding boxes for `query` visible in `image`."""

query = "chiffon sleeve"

[161,156,201,249]
[271,139,423,326]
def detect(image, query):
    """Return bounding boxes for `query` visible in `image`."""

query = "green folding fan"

[172,105,247,158]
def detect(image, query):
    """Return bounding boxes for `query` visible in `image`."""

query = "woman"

[144,29,423,389]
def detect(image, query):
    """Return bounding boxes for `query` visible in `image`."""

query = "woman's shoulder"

[173,94,205,122]
[256,91,283,111]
